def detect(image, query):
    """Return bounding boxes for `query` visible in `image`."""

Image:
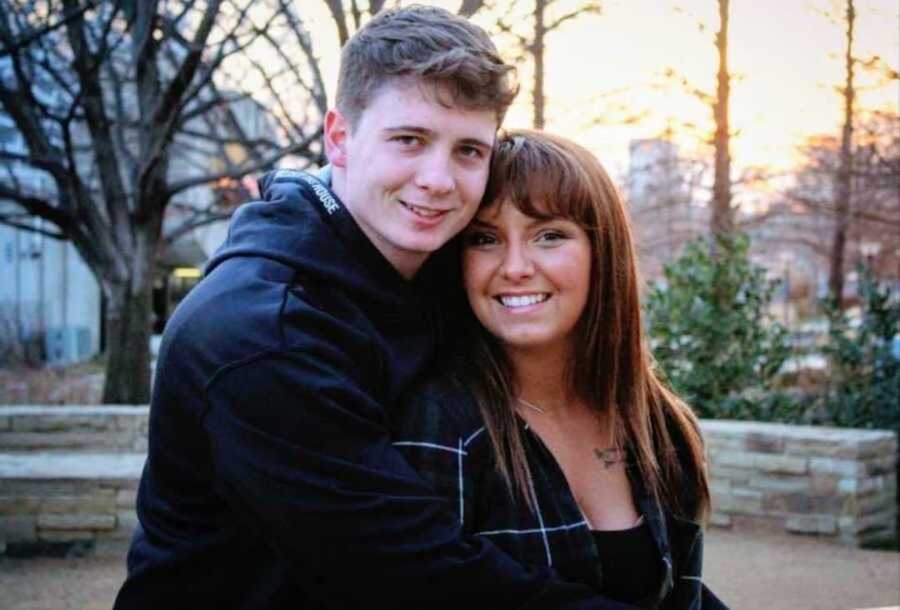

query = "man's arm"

[202,331,636,609]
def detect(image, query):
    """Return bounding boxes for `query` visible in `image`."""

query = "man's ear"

[324,108,350,168]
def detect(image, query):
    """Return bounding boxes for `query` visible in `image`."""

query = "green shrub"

[645,234,795,419]
[820,266,900,433]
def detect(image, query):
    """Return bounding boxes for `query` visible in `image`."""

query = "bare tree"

[659,1,736,243]
[322,1,488,47]
[781,109,900,289]
[710,0,733,238]
[0,0,326,402]
[480,0,601,129]
[828,0,855,305]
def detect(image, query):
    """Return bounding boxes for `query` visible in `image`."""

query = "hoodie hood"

[206,168,419,303]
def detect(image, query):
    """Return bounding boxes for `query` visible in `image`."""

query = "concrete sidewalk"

[0,526,897,609]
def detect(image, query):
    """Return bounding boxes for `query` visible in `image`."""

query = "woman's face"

[462,200,592,356]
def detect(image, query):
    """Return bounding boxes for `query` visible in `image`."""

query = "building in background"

[1,86,276,364]
[626,138,708,282]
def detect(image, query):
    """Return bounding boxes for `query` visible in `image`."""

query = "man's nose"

[414,151,455,195]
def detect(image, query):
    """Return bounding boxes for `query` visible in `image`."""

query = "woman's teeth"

[498,294,549,308]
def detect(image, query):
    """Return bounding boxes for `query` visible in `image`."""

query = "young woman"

[394,130,728,609]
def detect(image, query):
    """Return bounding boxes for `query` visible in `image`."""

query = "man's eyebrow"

[383,125,433,136]
[382,126,493,150]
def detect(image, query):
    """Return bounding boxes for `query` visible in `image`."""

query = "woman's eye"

[464,231,497,247]
[537,230,567,242]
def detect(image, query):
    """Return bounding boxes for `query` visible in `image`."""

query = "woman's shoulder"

[392,370,487,446]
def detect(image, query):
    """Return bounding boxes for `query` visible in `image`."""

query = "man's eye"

[464,231,497,246]
[393,135,422,147]
[458,145,485,160]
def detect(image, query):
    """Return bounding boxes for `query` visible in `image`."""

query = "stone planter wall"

[0,406,148,453]
[0,453,144,555]
[0,407,897,552]
[701,420,897,547]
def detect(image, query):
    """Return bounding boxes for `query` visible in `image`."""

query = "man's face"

[326,81,498,279]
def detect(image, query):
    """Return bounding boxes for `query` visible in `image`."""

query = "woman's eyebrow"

[468,218,497,228]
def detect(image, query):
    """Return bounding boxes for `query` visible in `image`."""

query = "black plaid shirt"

[393,377,729,610]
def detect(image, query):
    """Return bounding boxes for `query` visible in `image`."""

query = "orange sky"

[303,0,899,177]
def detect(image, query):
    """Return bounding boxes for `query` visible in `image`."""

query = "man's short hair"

[336,5,518,127]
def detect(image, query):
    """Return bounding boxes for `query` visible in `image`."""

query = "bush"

[820,266,900,433]
[645,234,795,420]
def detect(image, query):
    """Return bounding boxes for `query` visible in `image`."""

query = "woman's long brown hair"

[460,129,710,520]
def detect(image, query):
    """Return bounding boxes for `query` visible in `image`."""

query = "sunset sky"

[302,0,898,180]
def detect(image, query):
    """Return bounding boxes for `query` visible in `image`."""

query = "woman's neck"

[507,342,579,417]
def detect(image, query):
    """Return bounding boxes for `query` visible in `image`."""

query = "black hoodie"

[114,170,630,610]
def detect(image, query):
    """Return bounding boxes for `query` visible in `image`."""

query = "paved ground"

[0,526,897,609]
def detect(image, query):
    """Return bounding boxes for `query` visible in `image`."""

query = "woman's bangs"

[488,136,594,225]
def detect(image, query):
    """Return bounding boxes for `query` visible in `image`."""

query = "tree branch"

[166,126,322,197]
[0,0,98,58]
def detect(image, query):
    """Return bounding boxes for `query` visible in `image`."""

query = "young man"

[115,7,633,609]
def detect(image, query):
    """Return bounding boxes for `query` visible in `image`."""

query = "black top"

[592,520,663,608]
[392,375,731,610]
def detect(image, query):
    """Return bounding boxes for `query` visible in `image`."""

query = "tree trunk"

[711,0,733,239]
[532,0,546,130]
[828,0,855,307]
[101,267,153,405]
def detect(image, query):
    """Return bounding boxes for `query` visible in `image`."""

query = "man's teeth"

[404,202,442,218]
[499,294,548,308]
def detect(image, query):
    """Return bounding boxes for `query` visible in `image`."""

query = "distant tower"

[628,138,680,206]
[626,138,696,281]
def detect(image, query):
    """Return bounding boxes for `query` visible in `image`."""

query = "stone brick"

[709,512,732,528]
[711,450,756,470]
[836,478,862,495]
[812,494,849,514]
[749,476,811,494]
[41,494,117,515]
[0,515,37,543]
[37,529,94,543]
[745,432,785,454]
[809,457,865,477]
[708,465,753,483]
[810,474,842,495]
[117,488,138,508]
[763,492,811,514]
[0,495,41,516]
[38,514,116,531]
[704,435,747,453]
[856,434,898,459]
[714,488,764,515]
[864,454,897,476]
[784,438,859,459]
[12,413,113,433]
[839,509,897,536]
[753,454,808,475]
[852,492,895,517]
[115,412,148,432]
[837,475,893,496]
[785,514,838,535]
[113,510,139,540]
[0,479,97,496]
